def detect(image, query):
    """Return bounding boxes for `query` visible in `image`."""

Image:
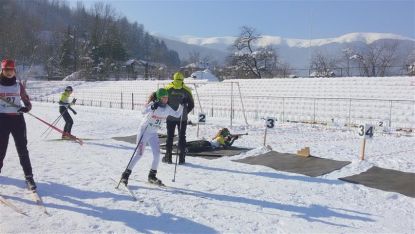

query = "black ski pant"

[185,140,212,153]
[165,120,187,160]
[60,106,73,134]
[0,114,33,176]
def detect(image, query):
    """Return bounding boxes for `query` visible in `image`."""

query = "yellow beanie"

[173,72,184,81]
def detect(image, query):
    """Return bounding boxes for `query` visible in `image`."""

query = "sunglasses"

[3,68,15,72]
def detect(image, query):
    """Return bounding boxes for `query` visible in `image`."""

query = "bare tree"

[350,41,400,77]
[309,51,338,77]
[229,26,279,78]
[188,50,201,64]
[405,49,415,76]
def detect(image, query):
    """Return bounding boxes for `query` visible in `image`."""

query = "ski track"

[0,102,414,233]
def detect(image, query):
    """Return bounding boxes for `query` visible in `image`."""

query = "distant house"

[124,59,167,79]
[310,70,336,78]
[181,61,209,76]
[189,69,219,82]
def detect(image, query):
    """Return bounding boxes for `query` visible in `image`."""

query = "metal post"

[211,95,213,117]
[230,82,234,127]
[313,98,316,123]
[348,99,352,127]
[193,83,203,113]
[263,126,268,146]
[132,93,134,110]
[389,100,393,128]
[255,97,259,120]
[121,92,123,109]
[236,82,249,126]
[282,97,285,122]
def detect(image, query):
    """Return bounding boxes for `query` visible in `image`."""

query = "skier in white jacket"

[120,88,183,186]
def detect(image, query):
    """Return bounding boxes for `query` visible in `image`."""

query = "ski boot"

[25,175,37,191]
[162,152,172,164]
[178,154,185,165]
[148,169,164,186]
[120,169,132,186]
[62,132,71,140]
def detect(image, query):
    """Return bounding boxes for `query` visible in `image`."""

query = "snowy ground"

[0,102,414,233]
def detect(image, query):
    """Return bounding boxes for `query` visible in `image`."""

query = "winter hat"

[220,128,230,137]
[173,72,184,81]
[156,88,168,101]
[1,59,15,70]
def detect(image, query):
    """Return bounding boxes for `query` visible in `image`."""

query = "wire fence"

[31,93,415,130]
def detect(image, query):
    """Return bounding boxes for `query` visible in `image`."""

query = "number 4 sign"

[358,124,374,139]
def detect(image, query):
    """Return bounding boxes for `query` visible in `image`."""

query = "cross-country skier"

[59,86,77,139]
[120,88,184,186]
[0,59,37,190]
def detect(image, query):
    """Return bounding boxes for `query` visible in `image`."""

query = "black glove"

[71,98,77,104]
[233,135,239,140]
[180,96,188,104]
[151,101,160,110]
[17,107,29,113]
[72,110,77,115]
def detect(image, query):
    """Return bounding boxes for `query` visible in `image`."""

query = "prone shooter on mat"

[185,128,247,153]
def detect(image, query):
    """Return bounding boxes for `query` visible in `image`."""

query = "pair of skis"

[112,178,167,202]
[0,190,50,216]
[0,96,83,145]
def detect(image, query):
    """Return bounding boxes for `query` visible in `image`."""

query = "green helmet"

[156,88,168,101]
[220,128,230,137]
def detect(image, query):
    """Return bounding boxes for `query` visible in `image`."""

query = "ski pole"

[172,110,184,182]
[43,115,63,138]
[116,125,149,189]
[41,107,68,138]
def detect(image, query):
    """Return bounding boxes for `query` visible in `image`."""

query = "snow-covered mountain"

[159,33,415,68]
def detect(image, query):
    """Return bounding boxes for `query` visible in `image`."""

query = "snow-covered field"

[1,102,414,233]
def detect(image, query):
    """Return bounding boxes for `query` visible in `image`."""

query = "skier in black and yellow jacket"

[162,72,194,164]
[59,86,77,139]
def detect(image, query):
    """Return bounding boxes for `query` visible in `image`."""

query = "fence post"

[348,99,352,127]
[211,95,213,117]
[389,100,393,128]
[313,98,316,123]
[230,82,234,127]
[121,92,123,109]
[255,97,259,120]
[282,97,285,122]
[132,93,134,110]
